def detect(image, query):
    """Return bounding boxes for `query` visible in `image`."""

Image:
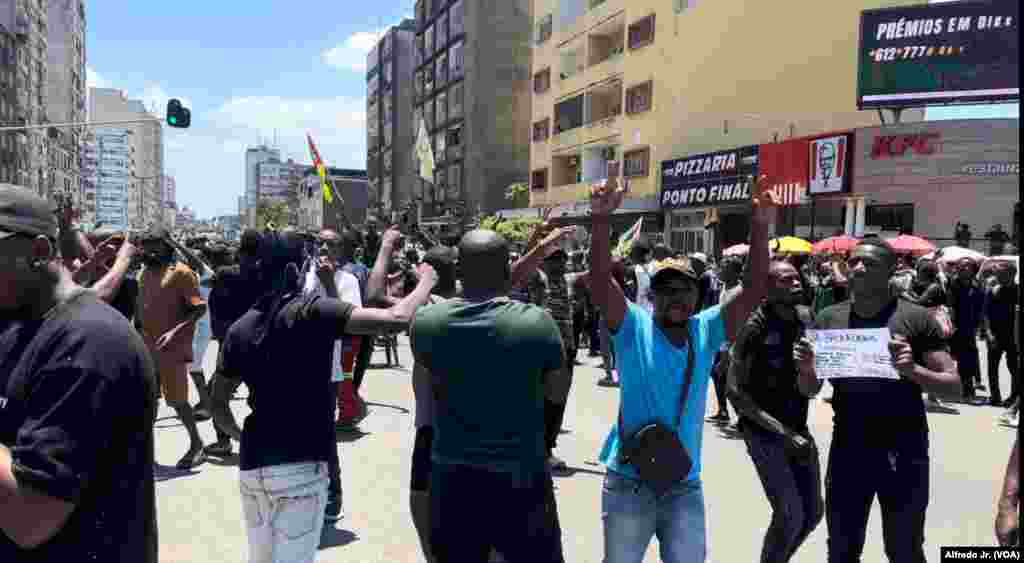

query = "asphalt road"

[154,338,1018,563]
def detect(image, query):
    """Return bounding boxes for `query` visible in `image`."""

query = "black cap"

[239,229,262,255]
[0,185,57,240]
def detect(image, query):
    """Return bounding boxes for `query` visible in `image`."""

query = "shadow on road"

[206,454,240,467]
[154,416,183,430]
[319,527,358,550]
[154,463,199,483]
[335,428,372,443]
[365,401,410,415]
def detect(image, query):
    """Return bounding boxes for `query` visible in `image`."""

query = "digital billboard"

[857,0,1018,108]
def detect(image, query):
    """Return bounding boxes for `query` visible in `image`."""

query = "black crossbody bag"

[617,338,696,496]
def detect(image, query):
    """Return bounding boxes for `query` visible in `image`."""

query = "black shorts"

[410,425,434,492]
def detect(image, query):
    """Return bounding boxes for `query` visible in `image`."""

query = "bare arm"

[91,255,133,304]
[0,445,74,549]
[722,175,778,341]
[345,264,438,335]
[589,182,628,331]
[366,226,402,306]
[996,436,1020,546]
[726,353,799,438]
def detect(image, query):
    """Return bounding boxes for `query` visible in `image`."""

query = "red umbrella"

[812,235,859,255]
[886,234,936,256]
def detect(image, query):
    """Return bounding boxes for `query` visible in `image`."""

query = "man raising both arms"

[592,175,778,563]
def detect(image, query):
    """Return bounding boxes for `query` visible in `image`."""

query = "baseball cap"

[0,185,58,240]
[650,257,699,285]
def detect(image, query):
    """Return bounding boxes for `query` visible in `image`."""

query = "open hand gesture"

[751,174,781,215]
[590,177,625,217]
[381,224,403,250]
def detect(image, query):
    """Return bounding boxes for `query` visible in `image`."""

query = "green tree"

[504,182,530,208]
[479,214,542,244]
[255,201,291,230]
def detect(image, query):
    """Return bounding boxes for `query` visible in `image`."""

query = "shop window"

[624,147,650,178]
[534,68,551,94]
[536,14,553,45]
[626,81,653,114]
[531,168,549,191]
[449,82,464,120]
[866,204,914,235]
[533,118,550,142]
[628,15,656,50]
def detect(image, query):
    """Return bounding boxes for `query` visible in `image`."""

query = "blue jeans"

[239,461,329,563]
[602,471,706,563]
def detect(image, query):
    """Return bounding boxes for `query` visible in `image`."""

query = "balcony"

[551,127,581,151]
[588,15,625,67]
[552,94,584,149]
[582,116,621,145]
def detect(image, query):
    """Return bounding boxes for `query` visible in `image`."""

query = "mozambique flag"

[306,132,334,204]
[613,217,644,258]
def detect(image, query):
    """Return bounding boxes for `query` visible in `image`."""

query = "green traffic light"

[169,116,177,125]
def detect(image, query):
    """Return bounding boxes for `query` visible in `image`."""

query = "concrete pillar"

[844,198,855,236]
[854,198,867,238]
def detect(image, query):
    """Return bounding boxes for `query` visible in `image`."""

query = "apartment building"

[89,87,165,229]
[81,128,133,230]
[163,174,176,209]
[46,0,86,204]
[244,144,280,227]
[528,0,922,251]
[0,0,49,196]
[366,18,416,220]
[412,0,532,223]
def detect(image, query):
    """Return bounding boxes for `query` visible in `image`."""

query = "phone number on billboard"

[869,45,965,62]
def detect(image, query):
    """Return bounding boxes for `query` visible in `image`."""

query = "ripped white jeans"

[239,461,328,563]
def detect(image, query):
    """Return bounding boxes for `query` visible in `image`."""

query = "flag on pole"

[415,118,435,182]
[306,132,335,204]
[613,217,644,258]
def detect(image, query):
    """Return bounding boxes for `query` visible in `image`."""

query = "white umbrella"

[931,246,987,264]
[980,255,1019,284]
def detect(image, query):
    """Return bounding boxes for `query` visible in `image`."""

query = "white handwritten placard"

[806,328,900,380]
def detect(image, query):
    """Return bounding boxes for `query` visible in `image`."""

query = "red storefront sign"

[870,133,941,159]
[759,138,810,207]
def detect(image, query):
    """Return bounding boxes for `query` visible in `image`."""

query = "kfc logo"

[870,133,941,159]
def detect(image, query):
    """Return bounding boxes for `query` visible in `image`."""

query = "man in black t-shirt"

[210,230,438,563]
[728,261,822,563]
[810,240,959,563]
[0,186,157,562]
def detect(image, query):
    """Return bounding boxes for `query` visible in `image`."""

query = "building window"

[624,147,650,178]
[414,70,423,100]
[383,123,393,148]
[424,64,435,94]
[436,52,448,86]
[434,131,447,163]
[382,96,392,124]
[383,149,392,174]
[448,163,462,200]
[416,34,426,66]
[437,13,448,49]
[628,15,656,50]
[626,81,653,114]
[425,98,435,131]
[416,0,426,28]
[536,14,553,45]
[554,95,584,134]
[383,61,392,89]
[450,41,464,79]
[532,118,550,142]
[446,125,463,160]
[425,25,434,57]
[866,204,914,235]
[533,68,551,94]
[450,0,465,37]
[531,168,549,191]
[436,91,448,125]
[449,82,463,120]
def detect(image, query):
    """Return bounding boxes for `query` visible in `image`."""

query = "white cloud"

[86,66,110,89]
[321,16,412,72]
[138,84,193,116]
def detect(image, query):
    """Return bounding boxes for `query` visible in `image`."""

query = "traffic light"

[166,99,191,128]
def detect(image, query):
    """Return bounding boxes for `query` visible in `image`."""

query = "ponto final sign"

[660,146,759,210]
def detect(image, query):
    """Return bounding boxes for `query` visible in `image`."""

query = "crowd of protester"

[0,179,1019,562]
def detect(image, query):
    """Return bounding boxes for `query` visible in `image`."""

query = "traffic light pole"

[0,117,161,132]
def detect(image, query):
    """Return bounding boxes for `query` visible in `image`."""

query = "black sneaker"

[325,495,343,522]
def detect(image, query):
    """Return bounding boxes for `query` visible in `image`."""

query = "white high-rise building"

[82,128,133,230]
[244,144,280,228]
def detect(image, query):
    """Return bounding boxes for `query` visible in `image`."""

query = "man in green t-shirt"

[411,229,567,563]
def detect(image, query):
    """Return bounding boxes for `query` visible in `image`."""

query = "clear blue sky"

[86,1,412,218]
[86,2,1019,219]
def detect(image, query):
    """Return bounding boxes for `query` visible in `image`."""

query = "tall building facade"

[366,18,416,221]
[163,174,176,209]
[88,87,165,229]
[528,0,922,249]
[244,144,280,227]
[412,0,533,223]
[0,0,49,197]
[81,128,133,230]
[46,0,86,206]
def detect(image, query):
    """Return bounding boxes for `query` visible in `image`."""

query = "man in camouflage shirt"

[538,249,576,472]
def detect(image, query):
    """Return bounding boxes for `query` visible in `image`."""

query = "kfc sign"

[870,133,941,159]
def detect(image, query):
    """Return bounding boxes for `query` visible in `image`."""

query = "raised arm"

[366,226,403,306]
[510,226,575,290]
[91,238,138,304]
[346,263,439,335]
[589,179,628,331]
[721,174,779,341]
